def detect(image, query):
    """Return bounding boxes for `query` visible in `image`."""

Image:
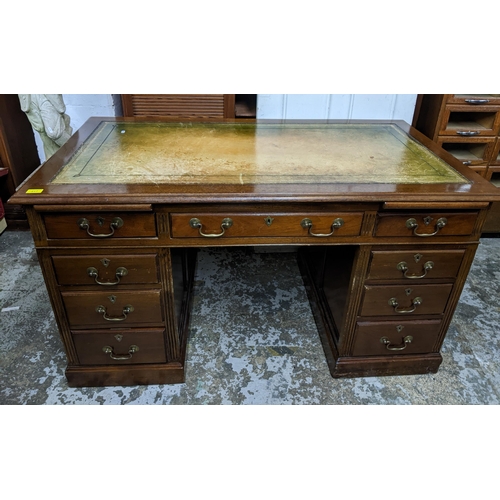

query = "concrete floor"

[1,230,499,405]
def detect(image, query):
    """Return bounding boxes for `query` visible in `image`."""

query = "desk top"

[11,118,500,205]
[52,121,467,186]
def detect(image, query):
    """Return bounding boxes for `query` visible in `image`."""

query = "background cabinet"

[413,94,500,232]
[0,95,41,229]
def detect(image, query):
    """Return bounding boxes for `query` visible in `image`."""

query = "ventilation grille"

[125,94,226,118]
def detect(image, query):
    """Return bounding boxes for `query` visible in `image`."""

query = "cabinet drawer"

[170,212,363,238]
[439,106,500,136]
[44,212,157,239]
[375,212,477,238]
[73,328,167,365]
[437,137,496,167]
[52,254,159,286]
[352,320,441,356]
[367,249,465,280]
[447,95,500,106]
[492,139,500,166]
[360,284,453,317]
[61,290,163,328]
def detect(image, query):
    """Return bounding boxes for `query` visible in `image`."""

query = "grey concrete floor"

[1,229,499,404]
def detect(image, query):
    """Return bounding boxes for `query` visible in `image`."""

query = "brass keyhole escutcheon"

[264,216,274,226]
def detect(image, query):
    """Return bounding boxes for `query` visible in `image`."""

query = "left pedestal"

[26,207,196,387]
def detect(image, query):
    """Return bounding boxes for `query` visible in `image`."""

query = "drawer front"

[439,106,500,136]
[52,254,159,286]
[437,137,496,167]
[44,212,157,239]
[170,212,363,239]
[352,320,441,356]
[492,139,500,166]
[361,284,453,317]
[73,328,167,365]
[367,249,465,280]
[447,95,500,106]
[375,212,477,238]
[62,290,163,328]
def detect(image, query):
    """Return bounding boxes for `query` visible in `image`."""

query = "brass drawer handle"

[96,304,134,321]
[102,344,139,360]
[396,261,434,279]
[87,266,128,286]
[388,297,422,314]
[405,217,447,237]
[380,335,413,351]
[78,217,124,238]
[301,218,344,237]
[456,130,480,136]
[189,217,233,238]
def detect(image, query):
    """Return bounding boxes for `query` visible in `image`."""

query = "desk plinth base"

[328,353,442,378]
[65,363,185,387]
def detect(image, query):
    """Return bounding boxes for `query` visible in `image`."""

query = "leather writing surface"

[52,122,468,186]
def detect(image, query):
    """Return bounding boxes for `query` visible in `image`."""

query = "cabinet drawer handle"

[189,217,233,238]
[301,218,344,237]
[380,335,413,351]
[96,304,134,321]
[464,99,490,104]
[405,217,447,237]
[87,266,128,286]
[78,217,124,238]
[102,344,139,360]
[456,130,480,136]
[388,297,422,314]
[396,261,434,279]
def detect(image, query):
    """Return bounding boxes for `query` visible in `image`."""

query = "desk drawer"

[44,212,156,239]
[375,212,477,238]
[352,320,441,356]
[367,249,465,280]
[52,254,159,286]
[73,328,167,365]
[360,284,453,317]
[170,212,363,239]
[61,290,163,328]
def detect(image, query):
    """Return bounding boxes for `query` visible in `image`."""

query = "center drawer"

[360,283,453,317]
[170,212,363,238]
[52,254,159,286]
[61,289,163,328]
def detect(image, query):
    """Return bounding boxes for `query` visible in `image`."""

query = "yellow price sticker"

[26,189,44,194]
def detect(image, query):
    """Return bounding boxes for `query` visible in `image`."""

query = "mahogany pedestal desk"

[10,118,500,387]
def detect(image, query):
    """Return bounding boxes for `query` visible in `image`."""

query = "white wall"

[32,94,418,161]
[33,94,122,162]
[256,94,418,124]
[63,94,122,131]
